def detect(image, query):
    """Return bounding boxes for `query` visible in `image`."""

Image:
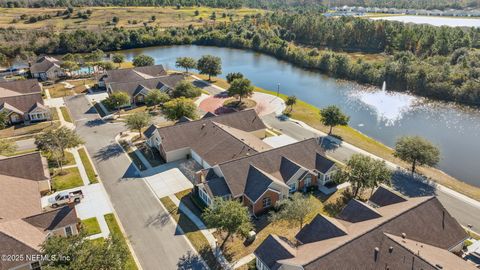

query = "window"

[262,197,271,208]
[65,226,73,236]
[30,261,41,270]
[256,258,268,270]
[199,188,211,205]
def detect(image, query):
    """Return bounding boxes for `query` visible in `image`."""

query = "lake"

[371,15,480,27]
[120,45,480,187]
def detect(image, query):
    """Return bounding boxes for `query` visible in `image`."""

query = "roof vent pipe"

[374,247,379,261]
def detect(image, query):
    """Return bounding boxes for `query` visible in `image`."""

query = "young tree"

[41,233,129,270]
[285,95,297,113]
[319,105,350,135]
[60,61,80,72]
[0,53,7,67]
[227,78,254,103]
[103,92,130,114]
[172,80,201,98]
[125,112,151,139]
[394,136,440,174]
[35,127,83,173]
[162,97,197,121]
[197,55,222,81]
[0,111,9,129]
[112,53,125,68]
[145,90,170,108]
[151,15,156,21]
[85,49,104,62]
[112,16,119,24]
[334,154,392,198]
[132,54,154,67]
[226,72,244,84]
[175,57,196,73]
[269,193,312,231]
[0,139,17,155]
[202,198,252,250]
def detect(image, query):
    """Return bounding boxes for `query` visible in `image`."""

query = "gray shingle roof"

[295,214,347,244]
[204,177,231,198]
[337,199,382,223]
[108,74,185,97]
[315,152,336,173]
[30,56,61,74]
[0,79,45,115]
[254,235,295,270]
[0,152,49,181]
[0,79,42,96]
[101,65,167,85]
[244,165,279,202]
[369,185,407,207]
[0,232,41,269]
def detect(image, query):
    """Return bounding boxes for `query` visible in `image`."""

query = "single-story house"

[30,56,65,81]
[0,152,79,270]
[254,186,474,270]
[98,65,167,88]
[195,138,337,215]
[144,109,270,166]
[107,74,185,105]
[0,79,50,124]
[0,152,51,194]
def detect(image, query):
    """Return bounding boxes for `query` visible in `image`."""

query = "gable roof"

[0,231,41,269]
[0,174,42,222]
[315,152,336,173]
[295,214,347,244]
[23,206,78,231]
[0,79,42,97]
[0,152,50,181]
[278,156,303,182]
[101,65,167,85]
[108,74,185,97]
[218,138,330,198]
[244,165,286,202]
[0,80,46,115]
[255,196,469,270]
[30,56,61,73]
[254,235,296,270]
[369,185,407,207]
[203,177,231,198]
[337,199,382,223]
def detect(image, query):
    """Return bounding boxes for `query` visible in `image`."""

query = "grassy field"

[81,217,101,236]
[194,74,480,202]
[0,6,263,30]
[78,147,98,183]
[60,106,73,123]
[104,213,138,270]
[51,167,83,191]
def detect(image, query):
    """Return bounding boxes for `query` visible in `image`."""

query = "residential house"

[107,74,185,105]
[144,109,270,166]
[98,65,167,88]
[254,186,475,270]
[0,79,50,124]
[0,152,51,194]
[0,153,79,270]
[195,138,337,215]
[30,56,65,81]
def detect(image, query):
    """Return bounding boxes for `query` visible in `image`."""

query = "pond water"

[120,45,480,187]
[371,15,480,27]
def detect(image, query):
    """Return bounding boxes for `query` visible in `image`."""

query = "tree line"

[2,12,480,105]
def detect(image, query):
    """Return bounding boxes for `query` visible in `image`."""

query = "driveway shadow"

[390,170,437,197]
[177,251,207,270]
[94,143,123,161]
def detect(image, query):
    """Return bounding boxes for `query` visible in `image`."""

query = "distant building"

[30,56,65,81]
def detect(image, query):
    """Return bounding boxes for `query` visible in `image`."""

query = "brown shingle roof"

[337,199,382,223]
[108,74,185,97]
[256,196,468,269]
[0,174,42,221]
[101,65,167,85]
[295,214,347,244]
[369,185,407,207]
[0,231,41,269]
[23,206,78,231]
[30,56,61,74]
[218,138,329,198]
[254,235,296,270]
[0,79,42,97]
[0,152,50,181]
[0,93,45,114]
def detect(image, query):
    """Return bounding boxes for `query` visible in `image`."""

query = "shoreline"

[192,73,480,202]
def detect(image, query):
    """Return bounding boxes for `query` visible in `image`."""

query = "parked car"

[48,190,84,208]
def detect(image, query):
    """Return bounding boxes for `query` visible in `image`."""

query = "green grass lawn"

[78,148,98,183]
[50,107,59,121]
[0,121,60,139]
[160,196,221,270]
[104,213,138,270]
[60,106,73,123]
[47,151,76,169]
[51,167,84,191]
[81,217,102,236]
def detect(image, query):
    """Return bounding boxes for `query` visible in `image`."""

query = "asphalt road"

[64,95,203,270]
[262,113,480,234]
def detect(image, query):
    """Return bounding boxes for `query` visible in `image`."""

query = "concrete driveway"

[64,94,204,270]
[145,168,194,198]
[198,92,285,116]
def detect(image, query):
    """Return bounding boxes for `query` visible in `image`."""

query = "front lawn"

[0,121,60,139]
[78,148,98,183]
[50,107,59,121]
[81,217,101,236]
[60,107,73,123]
[47,151,76,169]
[223,98,257,110]
[104,213,138,270]
[46,79,96,98]
[51,167,84,191]
[160,196,221,270]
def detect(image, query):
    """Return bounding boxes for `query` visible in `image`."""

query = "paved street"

[64,94,204,270]
[261,113,480,234]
